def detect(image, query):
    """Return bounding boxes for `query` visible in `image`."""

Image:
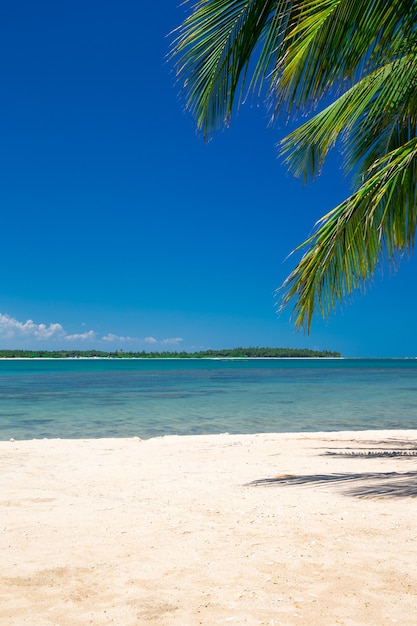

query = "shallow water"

[0,358,416,439]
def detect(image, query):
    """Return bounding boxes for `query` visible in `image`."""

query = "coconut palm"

[171,0,417,330]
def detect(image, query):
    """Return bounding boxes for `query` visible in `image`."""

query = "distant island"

[0,347,341,359]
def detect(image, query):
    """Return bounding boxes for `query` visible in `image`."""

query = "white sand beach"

[1,431,417,625]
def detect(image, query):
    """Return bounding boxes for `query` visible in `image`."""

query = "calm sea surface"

[0,358,416,440]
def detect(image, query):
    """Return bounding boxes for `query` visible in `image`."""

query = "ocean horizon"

[0,357,416,440]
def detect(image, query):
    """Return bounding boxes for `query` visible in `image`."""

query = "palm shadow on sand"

[247,440,417,498]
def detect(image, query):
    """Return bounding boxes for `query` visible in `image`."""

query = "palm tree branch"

[280,50,417,182]
[273,0,416,112]
[280,137,417,330]
[171,0,284,137]
[280,62,393,180]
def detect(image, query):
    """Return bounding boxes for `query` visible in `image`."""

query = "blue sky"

[0,1,416,357]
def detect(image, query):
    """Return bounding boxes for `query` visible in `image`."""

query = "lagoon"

[0,358,416,440]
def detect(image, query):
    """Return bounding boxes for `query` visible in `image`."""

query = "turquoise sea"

[0,358,416,440]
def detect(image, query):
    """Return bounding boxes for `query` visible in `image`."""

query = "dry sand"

[1,431,417,625]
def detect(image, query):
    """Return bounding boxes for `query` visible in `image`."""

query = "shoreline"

[4,427,417,443]
[1,356,416,360]
[0,356,346,360]
[2,430,417,625]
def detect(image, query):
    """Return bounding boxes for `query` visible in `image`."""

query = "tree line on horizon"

[0,347,341,359]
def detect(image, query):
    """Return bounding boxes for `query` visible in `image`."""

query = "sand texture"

[1,431,417,625]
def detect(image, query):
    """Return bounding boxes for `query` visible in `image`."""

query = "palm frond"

[281,48,417,181]
[280,138,417,330]
[280,62,393,180]
[346,47,417,178]
[172,0,417,331]
[171,0,284,138]
[273,0,416,113]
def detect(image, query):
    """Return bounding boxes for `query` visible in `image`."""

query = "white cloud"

[161,337,183,346]
[102,333,120,342]
[0,312,96,344]
[0,312,185,350]
[0,313,65,340]
[102,333,135,342]
[65,330,96,341]
[144,336,183,346]
[35,323,66,339]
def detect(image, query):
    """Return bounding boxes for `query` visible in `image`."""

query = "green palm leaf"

[273,0,415,111]
[281,138,417,330]
[171,0,285,137]
[281,50,417,181]
[172,0,417,330]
